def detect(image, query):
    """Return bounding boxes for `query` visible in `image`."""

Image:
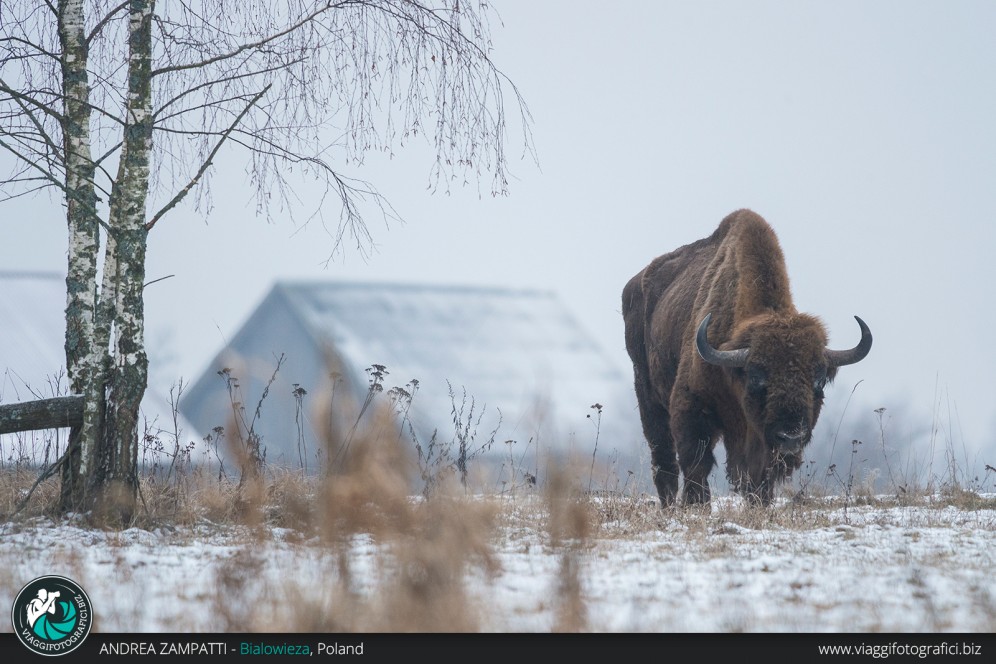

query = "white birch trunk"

[58,0,104,510]
[93,0,155,520]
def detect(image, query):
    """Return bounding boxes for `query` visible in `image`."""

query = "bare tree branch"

[152,59,302,121]
[86,0,130,45]
[0,132,112,225]
[0,79,66,123]
[0,36,60,61]
[0,180,57,203]
[1,86,64,170]
[146,83,271,231]
[150,0,354,77]
[0,136,65,192]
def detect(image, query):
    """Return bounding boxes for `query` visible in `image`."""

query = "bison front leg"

[743,478,774,507]
[670,394,717,506]
[741,452,801,506]
[725,447,777,506]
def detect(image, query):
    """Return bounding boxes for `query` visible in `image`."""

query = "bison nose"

[775,428,808,450]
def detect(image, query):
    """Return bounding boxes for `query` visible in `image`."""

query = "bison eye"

[813,375,827,399]
[746,366,767,393]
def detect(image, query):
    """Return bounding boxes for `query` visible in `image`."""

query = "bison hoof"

[653,473,679,507]
[743,488,773,507]
[655,488,677,508]
[681,481,711,506]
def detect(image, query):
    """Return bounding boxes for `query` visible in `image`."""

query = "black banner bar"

[2,632,993,662]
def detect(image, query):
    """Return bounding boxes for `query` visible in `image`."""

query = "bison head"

[696,312,872,454]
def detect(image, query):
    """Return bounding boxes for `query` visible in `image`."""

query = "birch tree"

[0,0,532,521]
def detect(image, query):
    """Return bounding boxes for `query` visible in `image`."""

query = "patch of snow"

[1,500,994,633]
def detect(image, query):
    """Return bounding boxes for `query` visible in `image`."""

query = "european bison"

[622,209,872,506]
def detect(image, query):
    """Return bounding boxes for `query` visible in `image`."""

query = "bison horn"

[825,316,873,367]
[695,313,749,368]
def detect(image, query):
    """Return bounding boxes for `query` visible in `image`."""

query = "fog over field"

[2,1,994,475]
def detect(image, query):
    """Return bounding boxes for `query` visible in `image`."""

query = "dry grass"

[1,379,994,633]
[2,428,992,537]
[2,459,994,632]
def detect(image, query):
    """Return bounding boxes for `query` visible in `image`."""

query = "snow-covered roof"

[181,280,642,469]
[0,271,195,464]
[285,280,627,429]
[0,272,70,403]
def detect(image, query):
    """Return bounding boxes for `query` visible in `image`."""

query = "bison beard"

[622,209,872,506]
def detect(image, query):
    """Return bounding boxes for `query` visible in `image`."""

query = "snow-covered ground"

[2,495,994,634]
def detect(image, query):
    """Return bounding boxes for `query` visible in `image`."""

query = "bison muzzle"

[622,209,872,506]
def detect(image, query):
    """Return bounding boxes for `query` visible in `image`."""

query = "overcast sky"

[3,1,995,462]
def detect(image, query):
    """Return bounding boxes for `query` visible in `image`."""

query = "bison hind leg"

[649,432,679,507]
[670,398,718,507]
[634,394,679,506]
[652,462,679,507]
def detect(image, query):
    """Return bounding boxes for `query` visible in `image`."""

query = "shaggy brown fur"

[623,209,872,506]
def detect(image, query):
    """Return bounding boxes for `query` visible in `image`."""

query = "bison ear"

[696,313,749,368]
[825,316,872,368]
